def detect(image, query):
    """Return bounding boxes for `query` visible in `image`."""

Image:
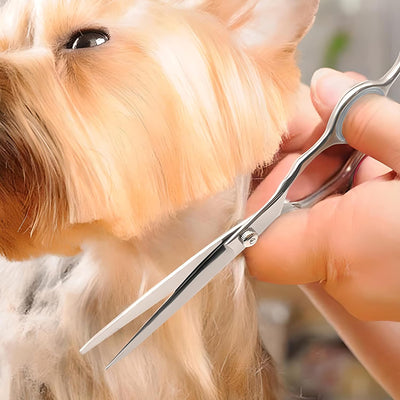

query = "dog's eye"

[66,30,109,50]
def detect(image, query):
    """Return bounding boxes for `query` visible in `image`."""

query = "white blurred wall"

[299,0,400,101]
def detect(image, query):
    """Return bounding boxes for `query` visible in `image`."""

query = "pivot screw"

[240,229,259,248]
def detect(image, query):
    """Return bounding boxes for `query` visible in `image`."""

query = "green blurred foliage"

[323,31,351,69]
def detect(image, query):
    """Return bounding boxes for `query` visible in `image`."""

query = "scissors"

[80,52,400,369]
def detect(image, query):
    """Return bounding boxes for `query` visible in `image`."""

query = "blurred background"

[0,0,397,398]
[256,1,399,399]
[299,0,400,100]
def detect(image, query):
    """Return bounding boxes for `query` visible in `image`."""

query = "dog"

[0,0,318,398]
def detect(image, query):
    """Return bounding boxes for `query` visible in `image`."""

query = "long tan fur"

[0,0,318,398]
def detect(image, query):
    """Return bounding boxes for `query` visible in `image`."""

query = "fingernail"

[311,68,358,109]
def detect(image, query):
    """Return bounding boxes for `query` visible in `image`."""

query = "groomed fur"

[0,0,318,399]
[1,179,280,399]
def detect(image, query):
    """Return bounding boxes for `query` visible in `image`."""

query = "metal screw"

[240,229,259,248]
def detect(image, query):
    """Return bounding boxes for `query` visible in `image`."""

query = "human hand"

[246,68,400,321]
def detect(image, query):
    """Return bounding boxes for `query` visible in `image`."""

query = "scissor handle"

[237,51,400,240]
[285,150,365,212]
[296,51,400,173]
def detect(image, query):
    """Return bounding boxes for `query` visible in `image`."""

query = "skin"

[245,69,400,397]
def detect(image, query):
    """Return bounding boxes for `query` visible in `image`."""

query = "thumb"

[245,195,339,284]
[245,153,344,285]
[310,68,364,121]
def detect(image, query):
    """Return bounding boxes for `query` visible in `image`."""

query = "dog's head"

[0,0,318,259]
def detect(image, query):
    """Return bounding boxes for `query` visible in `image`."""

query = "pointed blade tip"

[80,336,99,355]
[105,357,118,370]
[79,344,89,354]
[105,363,112,371]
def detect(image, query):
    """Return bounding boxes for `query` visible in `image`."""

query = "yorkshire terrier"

[0,0,318,398]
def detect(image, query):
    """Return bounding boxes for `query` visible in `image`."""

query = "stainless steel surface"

[289,151,365,210]
[80,222,246,355]
[106,243,241,369]
[240,229,259,248]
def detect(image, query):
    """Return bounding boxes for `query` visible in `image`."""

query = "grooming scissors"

[81,52,400,369]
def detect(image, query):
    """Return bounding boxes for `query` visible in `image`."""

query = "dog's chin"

[0,211,103,260]
[0,231,75,261]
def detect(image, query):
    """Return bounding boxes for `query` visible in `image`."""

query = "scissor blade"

[106,238,243,369]
[80,223,246,355]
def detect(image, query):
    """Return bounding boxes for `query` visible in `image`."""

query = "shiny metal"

[80,222,246,355]
[105,242,240,369]
[240,229,259,248]
[81,52,400,369]
[288,150,365,211]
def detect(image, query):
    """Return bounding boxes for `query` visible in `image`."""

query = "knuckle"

[324,255,350,287]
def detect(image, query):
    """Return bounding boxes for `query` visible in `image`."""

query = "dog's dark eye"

[66,30,109,50]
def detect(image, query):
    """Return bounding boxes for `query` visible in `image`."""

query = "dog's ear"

[184,0,319,49]
[233,0,319,49]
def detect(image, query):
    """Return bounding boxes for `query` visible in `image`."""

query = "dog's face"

[0,0,318,259]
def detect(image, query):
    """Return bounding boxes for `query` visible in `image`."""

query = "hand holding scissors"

[247,66,400,322]
[81,53,400,369]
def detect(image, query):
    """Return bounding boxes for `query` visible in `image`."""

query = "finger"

[245,197,335,284]
[311,68,400,173]
[247,154,300,216]
[344,95,400,173]
[246,151,345,285]
[287,147,353,200]
[283,74,355,154]
[282,84,323,153]
[353,156,393,186]
[320,180,400,321]
[247,148,353,215]
[344,71,367,82]
[310,69,363,121]
[246,177,400,307]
